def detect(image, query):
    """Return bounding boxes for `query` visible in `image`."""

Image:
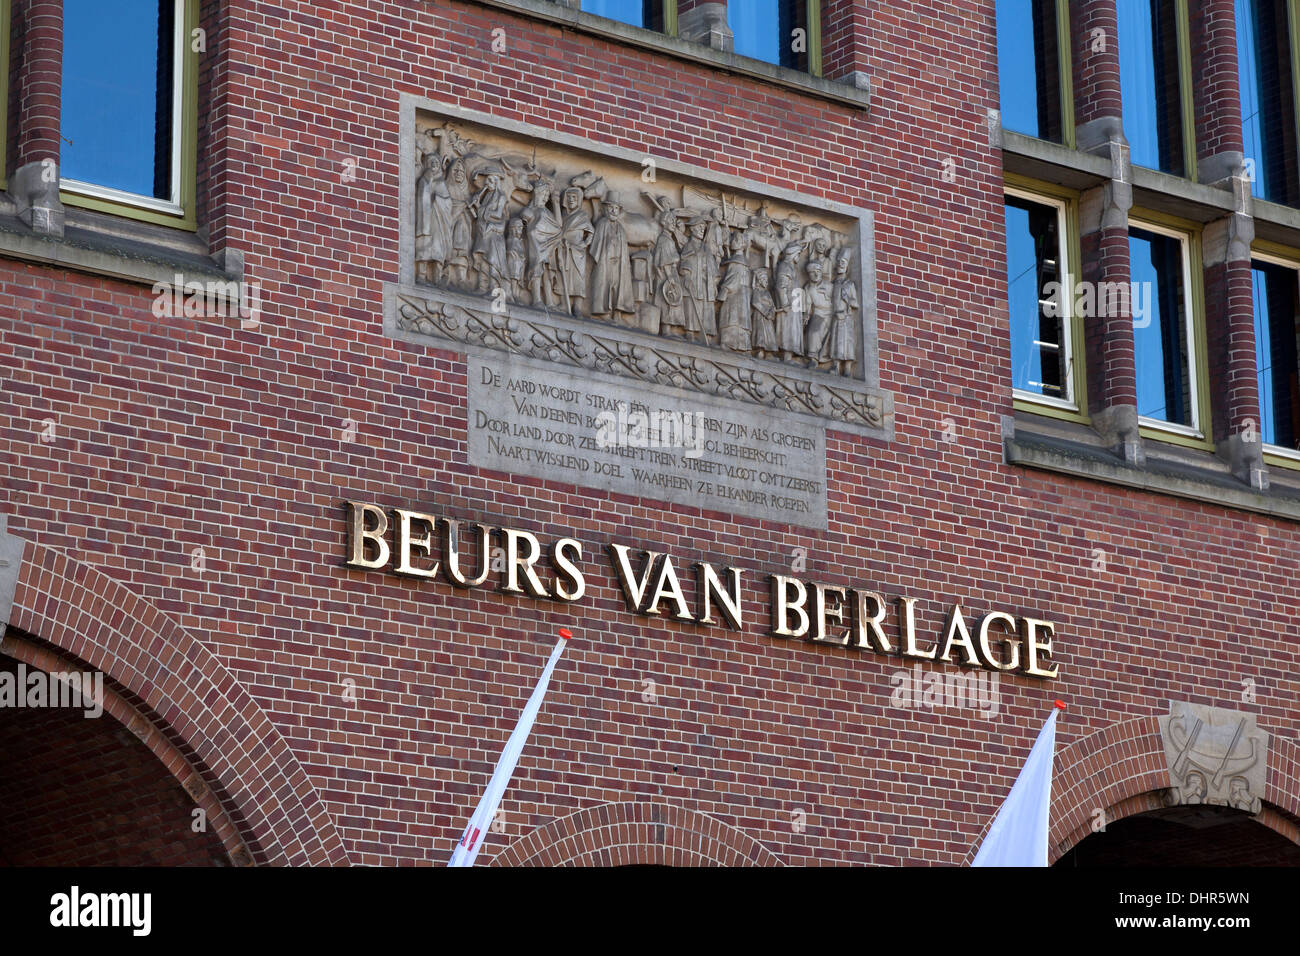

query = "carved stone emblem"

[1158,701,1267,814]
[388,98,891,439]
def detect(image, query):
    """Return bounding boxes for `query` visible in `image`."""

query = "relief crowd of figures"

[415,123,860,377]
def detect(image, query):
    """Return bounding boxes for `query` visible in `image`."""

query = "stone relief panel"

[1159,701,1268,814]
[386,98,891,439]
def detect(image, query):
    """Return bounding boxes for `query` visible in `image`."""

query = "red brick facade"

[1,0,1298,867]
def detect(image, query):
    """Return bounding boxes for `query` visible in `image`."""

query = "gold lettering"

[810,583,850,645]
[1021,618,1059,678]
[550,537,586,602]
[770,575,810,639]
[442,520,491,588]
[500,528,550,598]
[345,501,390,569]
[936,604,980,666]
[854,589,893,652]
[976,612,1021,671]
[696,563,743,629]
[394,509,440,579]
[898,597,935,660]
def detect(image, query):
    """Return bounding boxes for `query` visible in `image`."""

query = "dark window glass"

[996,0,1062,142]
[1118,0,1185,175]
[1131,226,1194,426]
[582,0,663,31]
[1251,260,1300,449]
[729,0,807,70]
[1004,195,1068,399]
[1237,0,1298,204]
[62,0,176,201]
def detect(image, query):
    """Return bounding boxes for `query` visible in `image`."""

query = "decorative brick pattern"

[0,0,1297,867]
[490,801,782,866]
[4,542,349,865]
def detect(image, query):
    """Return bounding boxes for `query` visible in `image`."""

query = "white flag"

[449,629,571,867]
[971,702,1063,867]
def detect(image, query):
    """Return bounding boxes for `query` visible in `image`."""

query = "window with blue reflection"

[582,0,662,30]
[1131,226,1194,426]
[1251,260,1300,449]
[1004,194,1068,400]
[996,0,1062,142]
[1237,0,1297,204]
[62,0,177,201]
[729,0,806,70]
[1118,1,1185,175]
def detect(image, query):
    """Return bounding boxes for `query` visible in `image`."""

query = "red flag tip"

[558,627,573,641]
[1054,700,1066,710]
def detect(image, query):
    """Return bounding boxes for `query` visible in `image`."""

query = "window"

[727,0,819,74]
[60,0,197,227]
[996,0,1069,143]
[1251,255,1300,455]
[582,0,665,31]
[1118,0,1193,176]
[1129,220,1206,437]
[1237,0,1299,204]
[0,0,9,188]
[1004,188,1076,408]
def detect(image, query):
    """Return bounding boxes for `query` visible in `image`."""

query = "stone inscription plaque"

[468,354,829,528]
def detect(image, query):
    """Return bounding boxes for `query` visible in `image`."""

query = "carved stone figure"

[559,187,594,314]
[415,153,454,285]
[519,180,563,307]
[830,247,859,376]
[410,121,864,377]
[589,194,635,322]
[1159,701,1267,814]
[751,267,777,358]
[505,217,526,301]
[445,159,474,288]
[717,232,752,352]
[802,258,834,368]
[775,243,804,361]
[470,171,510,294]
[679,217,719,344]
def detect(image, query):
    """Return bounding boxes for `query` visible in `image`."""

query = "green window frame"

[995,0,1075,148]
[581,0,822,76]
[1249,240,1300,469]
[59,0,199,230]
[1118,0,1197,180]
[1004,174,1088,422]
[1129,210,1212,449]
[1237,0,1300,206]
[0,0,10,190]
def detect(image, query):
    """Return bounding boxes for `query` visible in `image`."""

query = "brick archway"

[490,802,783,867]
[1047,715,1300,863]
[2,535,349,866]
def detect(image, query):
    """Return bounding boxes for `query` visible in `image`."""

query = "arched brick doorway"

[0,533,349,865]
[1048,715,1300,865]
[490,802,783,867]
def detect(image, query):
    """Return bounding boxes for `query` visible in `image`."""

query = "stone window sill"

[1004,410,1300,522]
[464,0,870,109]
[0,201,236,287]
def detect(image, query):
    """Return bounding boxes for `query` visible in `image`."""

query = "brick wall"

[0,0,1298,865]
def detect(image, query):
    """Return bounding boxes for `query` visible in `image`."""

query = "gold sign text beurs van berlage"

[344,502,1060,680]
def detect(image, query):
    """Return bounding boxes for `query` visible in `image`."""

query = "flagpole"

[448,627,573,867]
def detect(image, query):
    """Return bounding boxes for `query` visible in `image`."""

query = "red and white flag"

[448,628,572,867]
[971,700,1065,867]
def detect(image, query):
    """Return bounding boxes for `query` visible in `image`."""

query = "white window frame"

[1005,186,1077,411]
[61,0,186,216]
[1250,248,1300,463]
[1130,218,1203,439]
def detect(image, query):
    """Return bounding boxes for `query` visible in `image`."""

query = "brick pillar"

[1072,0,1141,464]
[8,0,64,237]
[820,0,870,90]
[1192,1,1267,487]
